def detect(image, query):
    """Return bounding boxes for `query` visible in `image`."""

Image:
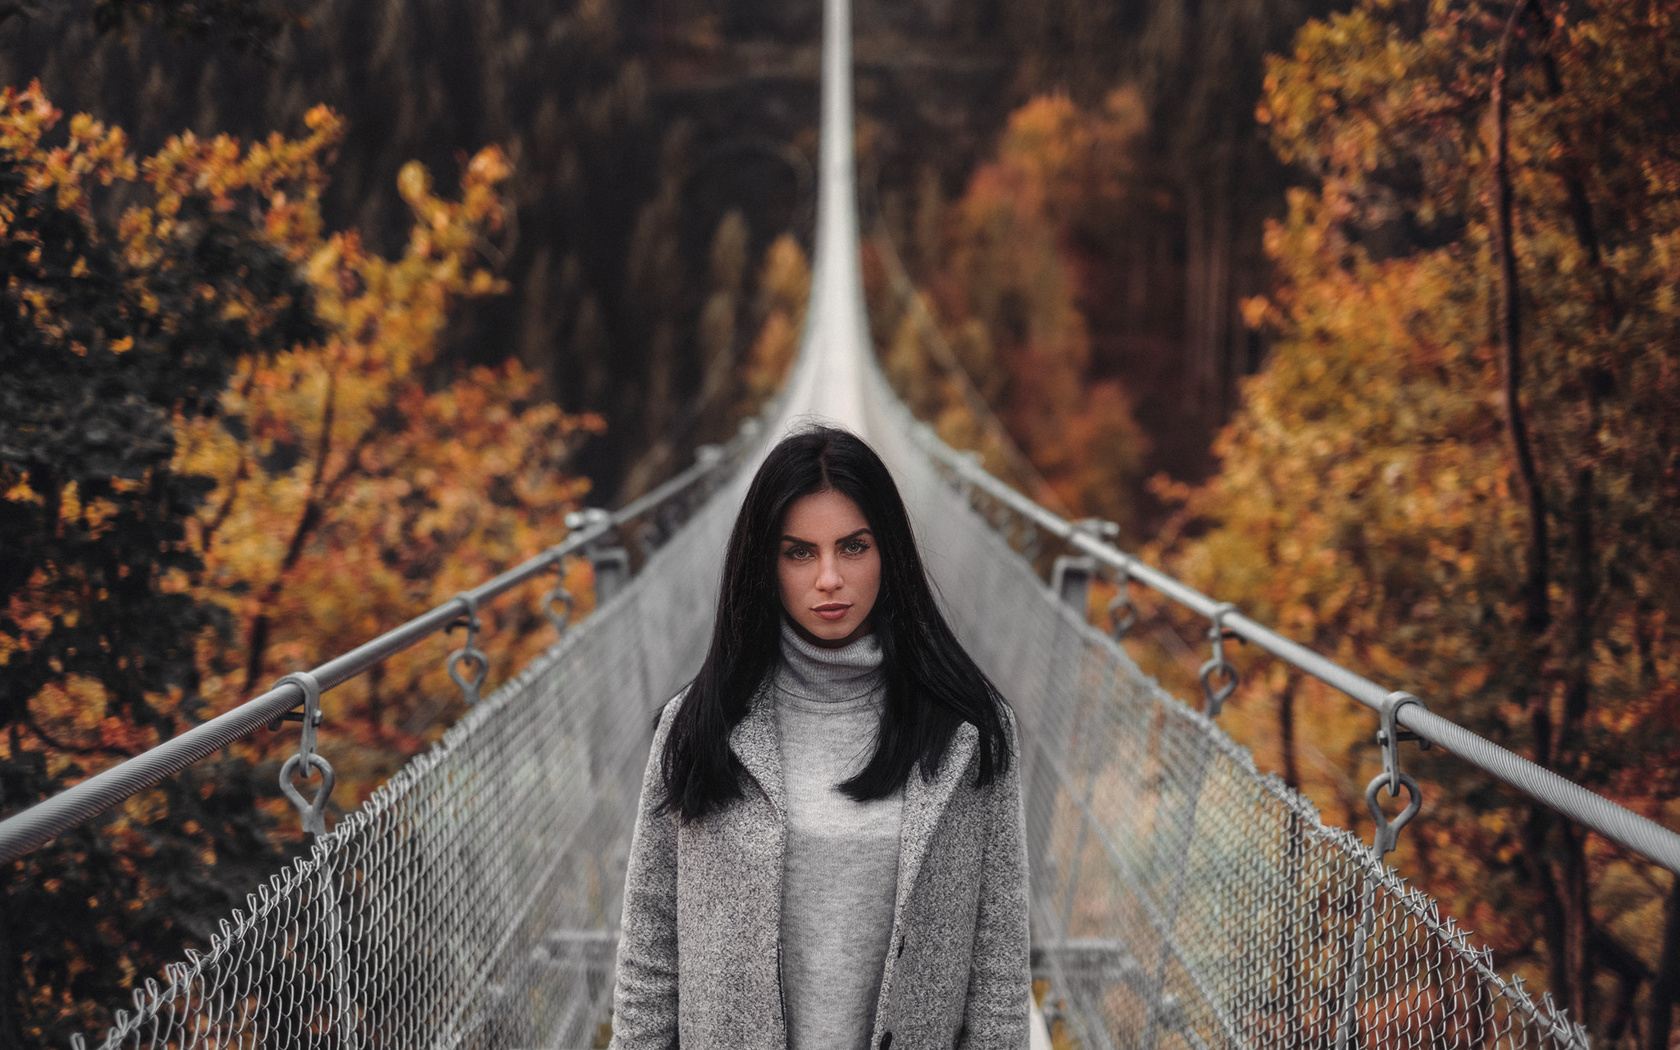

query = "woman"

[610,425,1030,1050]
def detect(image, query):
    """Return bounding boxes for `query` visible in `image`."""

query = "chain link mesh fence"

[878,404,1590,1050]
[77,451,754,1050]
[78,406,1590,1049]
[80,401,1589,1049]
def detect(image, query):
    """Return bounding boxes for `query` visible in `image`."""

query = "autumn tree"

[1,0,808,506]
[1157,0,1680,1042]
[735,230,810,419]
[1,85,599,1045]
[1002,0,1335,446]
[875,91,1152,535]
[0,83,321,1048]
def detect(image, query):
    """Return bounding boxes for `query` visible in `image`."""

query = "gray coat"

[609,688,1031,1050]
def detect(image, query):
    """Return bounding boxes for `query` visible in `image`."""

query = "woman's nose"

[815,555,843,592]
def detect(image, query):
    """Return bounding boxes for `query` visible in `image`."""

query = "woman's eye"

[784,546,812,561]
[842,540,871,556]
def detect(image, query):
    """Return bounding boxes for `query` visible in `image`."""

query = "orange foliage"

[1,82,602,1041]
[735,231,809,418]
[1152,0,1680,1033]
[8,83,603,828]
[887,90,1151,533]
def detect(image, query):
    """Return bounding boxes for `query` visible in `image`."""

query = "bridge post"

[589,547,631,606]
[1050,556,1095,617]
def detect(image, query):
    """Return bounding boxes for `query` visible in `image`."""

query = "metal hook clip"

[564,507,612,533]
[446,592,489,706]
[1073,518,1121,541]
[1365,690,1429,858]
[1197,602,1240,716]
[543,558,575,640]
[958,448,984,505]
[275,671,334,836]
[1376,690,1431,794]
[1365,772,1422,860]
[1107,557,1137,639]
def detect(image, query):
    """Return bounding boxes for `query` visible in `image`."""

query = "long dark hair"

[657,425,1013,822]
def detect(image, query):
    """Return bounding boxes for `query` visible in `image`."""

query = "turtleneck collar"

[774,617,885,703]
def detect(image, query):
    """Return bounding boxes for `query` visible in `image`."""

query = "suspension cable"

[911,421,1680,874]
[0,434,749,865]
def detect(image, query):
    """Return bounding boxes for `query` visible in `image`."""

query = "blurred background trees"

[0,0,1320,520]
[1149,0,1680,1040]
[3,0,1678,1044]
[0,85,597,1043]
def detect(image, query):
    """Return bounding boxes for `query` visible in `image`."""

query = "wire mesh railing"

[66,418,764,1049]
[867,406,1596,1048]
[17,0,1675,1039]
[65,394,1605,1050]
[902,422,1680,877]
[0,415,760,870]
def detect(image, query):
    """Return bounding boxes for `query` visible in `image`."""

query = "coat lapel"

[729,687,785,816]
[892,721,978,927]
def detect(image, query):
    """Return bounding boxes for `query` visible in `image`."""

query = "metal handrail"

[0,441,745,865]
[909,421,1680,875]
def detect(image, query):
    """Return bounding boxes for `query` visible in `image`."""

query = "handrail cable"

[0,439,746,866]
[911,422,1680,875]
[44,0,1617,1041]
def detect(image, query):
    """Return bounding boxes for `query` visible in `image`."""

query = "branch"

[1591,916,1650,1038]
[1492,0,1549,638]
[1647,875,1680,1050]
[200,452,251,553]
[23,716,140,761]
[200,363,264,554]
[1522,0,1619,322]
[243,368,336,692]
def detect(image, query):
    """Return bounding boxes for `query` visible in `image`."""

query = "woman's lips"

[813,604,851,621]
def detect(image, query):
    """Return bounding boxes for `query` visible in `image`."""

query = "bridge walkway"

[3,0,1678,1046]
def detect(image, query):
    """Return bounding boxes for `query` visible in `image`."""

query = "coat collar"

[894,721,977,927]
[729,684,785,816]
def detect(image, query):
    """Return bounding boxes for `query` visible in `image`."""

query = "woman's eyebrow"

[779,527,874,545]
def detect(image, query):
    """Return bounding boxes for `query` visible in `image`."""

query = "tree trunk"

[1206,177,1233,420]
[1522,804,1574,1012]
[1492,7,1588,1014]
[1521,1,1622,1025]
[1557,821,1593,1026]
[1181,183,1206,414]
[1492,0,1548,639]
[1127,230,1148,334]
[1646,875,1680,1050]
[1556,451,1600,1028]
[0,884,25,1050]
[1277,673,1301,790]
[367,660,385,731]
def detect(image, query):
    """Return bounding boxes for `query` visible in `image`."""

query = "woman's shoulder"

[965,697,1019,749]
[991,697,1019,731]
[650,687,690,743]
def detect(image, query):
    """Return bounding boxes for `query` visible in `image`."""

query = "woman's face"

[777,488,881,649]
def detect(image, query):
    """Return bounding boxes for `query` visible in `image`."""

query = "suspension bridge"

[5,0,1680,1046]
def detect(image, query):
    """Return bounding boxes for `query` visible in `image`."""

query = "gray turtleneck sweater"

[773,621,903,1050]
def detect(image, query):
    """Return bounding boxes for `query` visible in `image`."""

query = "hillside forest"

[1,0,1677,1046]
